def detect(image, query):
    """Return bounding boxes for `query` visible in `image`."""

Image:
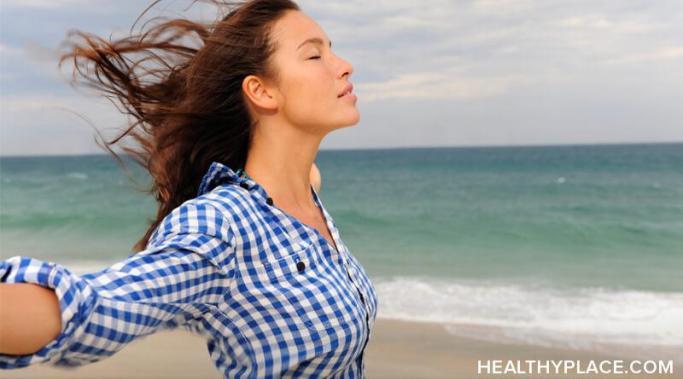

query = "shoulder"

[200,183,253,209]
[149,183,262,244]
[199,183,263,225]
[145,188,228,245]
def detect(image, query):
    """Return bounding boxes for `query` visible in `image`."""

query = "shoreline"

[365,319,681,378]
[1,318,679,378]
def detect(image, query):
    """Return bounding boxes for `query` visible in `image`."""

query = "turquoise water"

[2,143,682,354]
[319,144,683,292]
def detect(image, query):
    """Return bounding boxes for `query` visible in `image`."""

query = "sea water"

[1,143,682,357]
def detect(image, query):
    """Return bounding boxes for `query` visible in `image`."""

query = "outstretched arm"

[0,199,235,369]
[0,283,61,355]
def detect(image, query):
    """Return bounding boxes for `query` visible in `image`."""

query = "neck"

[244,123,321,209]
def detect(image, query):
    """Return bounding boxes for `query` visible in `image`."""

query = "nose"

[337,55,353,79]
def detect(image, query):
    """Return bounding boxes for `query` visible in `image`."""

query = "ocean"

[1,143,682,357]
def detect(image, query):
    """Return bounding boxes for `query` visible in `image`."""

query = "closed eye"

[308,56,321,60]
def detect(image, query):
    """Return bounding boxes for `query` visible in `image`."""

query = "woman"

[0,0,378,377]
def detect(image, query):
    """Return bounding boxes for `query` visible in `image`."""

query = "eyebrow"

[297,37,332,50]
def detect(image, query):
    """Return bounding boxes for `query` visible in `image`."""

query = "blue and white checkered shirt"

[0,161,379,378]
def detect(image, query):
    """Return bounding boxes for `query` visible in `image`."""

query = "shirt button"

[296,261,306,272]
[239,182,249,190]
[266,197,274,206]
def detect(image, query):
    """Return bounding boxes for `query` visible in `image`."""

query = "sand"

[1,318,679,378]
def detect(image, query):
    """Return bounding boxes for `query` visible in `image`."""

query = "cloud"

[601,46,683,65]
[0,42,21,55]
[357,71,528,102]
[304,0,683,105]
[0,0,91,9]
[0,93,129,156]
[1,0,683,154]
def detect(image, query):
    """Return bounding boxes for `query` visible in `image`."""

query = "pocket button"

[296,261,306,272]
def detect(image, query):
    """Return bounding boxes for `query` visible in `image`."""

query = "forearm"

[0,283,61,355]
[0,209,233,367]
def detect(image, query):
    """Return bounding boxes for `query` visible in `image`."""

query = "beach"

[1,318,679,378]
[2,147,682,377]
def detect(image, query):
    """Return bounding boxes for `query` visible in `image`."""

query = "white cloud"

[0,94,129,156]
[2,0,683,154]
[558,15,661,34]
[0,42,21,55]
[358,71,528,102]
[601,46,683,65]
[0,0,91,9]
[309,0,682,107]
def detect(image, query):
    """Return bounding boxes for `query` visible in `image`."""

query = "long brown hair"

[57,0,300,251]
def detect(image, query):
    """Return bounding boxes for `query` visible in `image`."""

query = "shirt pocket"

[233,242,363,364]
[257,243,357,331]
[261,244,318,281]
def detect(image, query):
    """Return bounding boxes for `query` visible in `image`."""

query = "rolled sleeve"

[0,200,235,369]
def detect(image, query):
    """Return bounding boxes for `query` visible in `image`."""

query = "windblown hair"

[57,0,300,251]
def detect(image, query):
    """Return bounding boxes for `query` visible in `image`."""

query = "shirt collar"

[197,161,244,196]
[197,161,268,199]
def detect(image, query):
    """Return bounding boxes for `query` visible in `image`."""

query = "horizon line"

[1,140,681,158]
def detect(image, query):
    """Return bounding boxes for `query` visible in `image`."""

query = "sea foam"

[374,276,683,353]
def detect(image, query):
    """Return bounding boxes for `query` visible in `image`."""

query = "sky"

[1,0,682,156]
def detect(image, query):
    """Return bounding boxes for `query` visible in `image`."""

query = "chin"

[323,110,361,132]
[338,118,360,129]
[344,110,361,126]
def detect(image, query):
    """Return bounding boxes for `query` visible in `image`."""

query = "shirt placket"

[237,168,371,377]
[318,205,371,377]
[341,249,371,376]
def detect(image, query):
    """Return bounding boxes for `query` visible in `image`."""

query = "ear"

[242,75,278,111]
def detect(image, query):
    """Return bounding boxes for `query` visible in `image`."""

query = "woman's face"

[265,10,359,135]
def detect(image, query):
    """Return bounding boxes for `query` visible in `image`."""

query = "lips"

[337,83,353,98]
